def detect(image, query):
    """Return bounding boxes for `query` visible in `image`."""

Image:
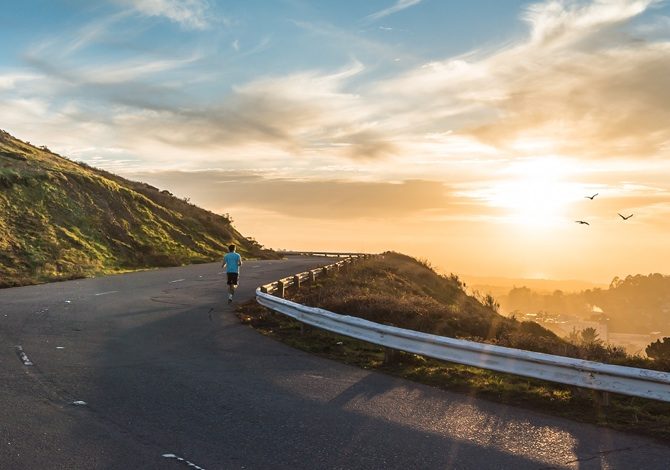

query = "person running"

[222,244,242,303]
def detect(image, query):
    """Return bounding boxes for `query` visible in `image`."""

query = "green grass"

[0,129,278,287]
[237,253,670,442]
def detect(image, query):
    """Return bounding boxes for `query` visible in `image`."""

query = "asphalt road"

[1,257,669,470]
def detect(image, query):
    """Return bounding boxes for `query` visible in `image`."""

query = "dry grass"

[237,252,670,442]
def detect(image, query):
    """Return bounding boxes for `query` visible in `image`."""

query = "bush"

[646,337,670,361]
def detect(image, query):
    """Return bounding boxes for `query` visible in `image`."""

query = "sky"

[1,0,670,283]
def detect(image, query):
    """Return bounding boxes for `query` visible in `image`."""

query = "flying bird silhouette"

[575,220,590,225]
[585,193,598,200]
[618,213,633,220]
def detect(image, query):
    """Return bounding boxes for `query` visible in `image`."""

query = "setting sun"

[473,157,583,228]
[2,0,669,284]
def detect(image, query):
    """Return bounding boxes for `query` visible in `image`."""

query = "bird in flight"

[575,220,590,225]
[618,213,633,220]
[585,193,598,200]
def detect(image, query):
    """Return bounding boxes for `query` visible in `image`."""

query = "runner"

[222,244,242,303]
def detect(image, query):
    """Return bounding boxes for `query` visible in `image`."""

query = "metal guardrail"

[256,291,670,402]
[279,251,369,258]
[255,255,670,403]
[260,256,371,298]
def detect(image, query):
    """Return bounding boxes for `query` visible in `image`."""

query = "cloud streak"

[126,170,465,219]
[375,0,670,159]
[115,0,212,29]
[366,0,423,22]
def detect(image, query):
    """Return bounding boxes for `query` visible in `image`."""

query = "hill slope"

[0,129,275,287]
[291,252,568,352]
[267,252,662,367]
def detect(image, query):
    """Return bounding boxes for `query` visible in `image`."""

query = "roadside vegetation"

[238,252,670,441]
[0,130,276,287]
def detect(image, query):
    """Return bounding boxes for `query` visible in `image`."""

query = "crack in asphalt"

[540,444,652,468]
[149,296,192,307]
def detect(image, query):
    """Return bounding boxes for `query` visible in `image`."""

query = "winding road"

[1,257,669,469]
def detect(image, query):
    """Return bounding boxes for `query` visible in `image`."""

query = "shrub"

[646,337,670,361]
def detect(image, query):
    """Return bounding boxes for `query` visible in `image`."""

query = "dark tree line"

[502,273,670,334]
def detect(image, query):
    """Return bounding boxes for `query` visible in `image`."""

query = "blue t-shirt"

[223,252,242,273]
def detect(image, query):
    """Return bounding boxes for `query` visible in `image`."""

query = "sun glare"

[486,157,581,228]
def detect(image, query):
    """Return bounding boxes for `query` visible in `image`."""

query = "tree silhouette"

[566,327,580,344]
[580,327,602,346]
[483,293,500,313]
[646,337,670,361]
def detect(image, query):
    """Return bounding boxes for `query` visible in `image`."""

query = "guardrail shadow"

[59,292,588,469]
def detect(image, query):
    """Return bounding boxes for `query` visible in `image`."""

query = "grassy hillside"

[290,253,601,357]
[0,129,276,287]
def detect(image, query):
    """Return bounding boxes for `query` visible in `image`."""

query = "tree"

[566,327,580,345]
[580,327,602,346]
[483,293,500,313]
[646,337,670,361]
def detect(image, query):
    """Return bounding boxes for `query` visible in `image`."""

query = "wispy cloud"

[524,0,658,47]
[291,20,409,62]
[366,0,423,22]
[126,170,458,219]
[0,72,39,91]
[124,60,400,160]
[5,0,670,169]
[376,0,670,159]
[115,0,212,30]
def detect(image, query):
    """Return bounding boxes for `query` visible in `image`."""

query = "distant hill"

[501,274,670,335]
[461,274,606,298]
[0,129,276,287]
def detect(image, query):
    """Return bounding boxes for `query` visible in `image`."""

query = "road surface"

[1,257,669,469]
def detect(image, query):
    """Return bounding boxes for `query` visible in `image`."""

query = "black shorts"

[227,272,239,286]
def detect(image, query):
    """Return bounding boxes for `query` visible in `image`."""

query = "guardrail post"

[293,275,301,290]
[593,390,611,407]
[322,266,329,277]
[277,281,285,298]
[383,347,398,364]
[260,286,268,294]
[310,270,317,284]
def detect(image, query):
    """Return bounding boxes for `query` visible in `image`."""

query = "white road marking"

[169,279,185,283]
[64,300,72,304]
[56,346,65,349]
[162,453,207,470]
[71,400,87,406]
[217,271,225,275]
[94,290,118,296]
[15,346,33,366]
